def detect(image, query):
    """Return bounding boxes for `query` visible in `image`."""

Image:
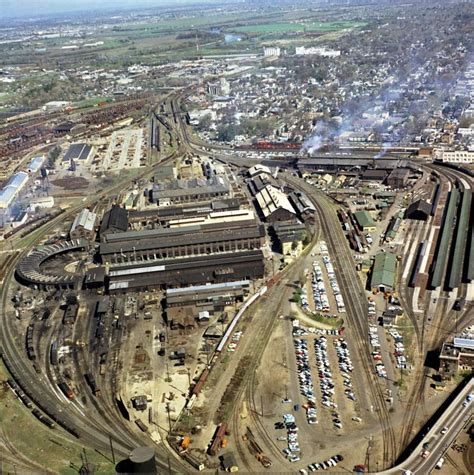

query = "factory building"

[439,337,474,379]
[62,143,94,166]
[405,200,431,220]
[255,185,297,222]
[166,280,250,311]
[128,198,241,227]
[385,168,410,188]
[151,176,231,206]
[353,211,376,232]
[107,250,265,292]
[272,222,307,256]
[99,221,265,264]
[0,171,29,227]
[27,156,46,174]
[370,252,397,293]
[70,208,97,240]
[100,205,129,237]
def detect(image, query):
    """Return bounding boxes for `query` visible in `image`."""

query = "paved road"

[381,377,473,474]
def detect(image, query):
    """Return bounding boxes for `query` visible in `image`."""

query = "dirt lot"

[51,176,89,189]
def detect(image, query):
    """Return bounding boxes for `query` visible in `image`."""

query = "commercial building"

[255,185,297,222]
[151,176,231,206]
[263,47,281,57]
[354,211,376,232]
[70,208,97,240]
[107,250,265,292]
[386,168,410,188]
[295,46,341,57]
[370,252,397,292]
[439,337,474,379]
[437,149,474,164]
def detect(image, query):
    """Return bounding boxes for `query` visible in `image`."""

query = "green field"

[232,20,367,34]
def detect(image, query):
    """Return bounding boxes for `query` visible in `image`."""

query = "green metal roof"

[370,252,397,289]
[430,188,459,288]
[354,210,376,228]
[448,189,471,289]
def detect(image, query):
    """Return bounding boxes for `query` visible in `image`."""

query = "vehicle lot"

[290,324,365,437]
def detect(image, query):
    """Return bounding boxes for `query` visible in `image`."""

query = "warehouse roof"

[167,280,249,296]
[63,143,92,162]
[27,155,45,173]
[430,188,459,288]
[100,205,129,234]
[152,176,230,200]
[71,208,97,233]
[405,199,432,219]
[100,224,264,254]
[248,164,271,177]
[453,337,474,350]
[354,210,376,228]
[0,171,29,209]
[370,252,397,289]
[255,185,296,219]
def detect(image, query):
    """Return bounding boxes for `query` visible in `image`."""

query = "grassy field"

[231,20,367,34]
[0,361,116,473]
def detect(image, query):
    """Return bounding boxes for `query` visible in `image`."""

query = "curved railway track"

[398,162,473,456]
[286,177,398,468]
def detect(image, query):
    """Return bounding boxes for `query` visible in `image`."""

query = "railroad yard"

[0,2,473,473]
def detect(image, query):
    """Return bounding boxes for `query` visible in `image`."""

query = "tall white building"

[295,46,341,57]
[263,47,281,57]
[437,149,474,164]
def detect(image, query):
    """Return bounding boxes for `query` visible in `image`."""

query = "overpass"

[380,377,473,474]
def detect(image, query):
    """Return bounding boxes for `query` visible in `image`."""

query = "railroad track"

[399,162,473,456]
[285,177,397,468]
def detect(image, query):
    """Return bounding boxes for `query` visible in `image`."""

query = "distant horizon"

[0,0,231,19]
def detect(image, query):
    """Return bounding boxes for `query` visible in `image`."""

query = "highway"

[380,377,473,474]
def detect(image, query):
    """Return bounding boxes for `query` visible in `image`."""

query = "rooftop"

[371,252,397,289]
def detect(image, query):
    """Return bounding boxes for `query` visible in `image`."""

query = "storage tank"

[128,446,156,474]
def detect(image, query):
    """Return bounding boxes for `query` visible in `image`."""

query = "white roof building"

[70,209,97,234]
[255,185,297,221]
[0,171,29,209]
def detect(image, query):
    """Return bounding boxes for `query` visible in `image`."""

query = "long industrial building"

[100,218,264,264]
[107,250,265,291]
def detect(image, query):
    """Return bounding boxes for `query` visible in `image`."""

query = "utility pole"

[261,395,264,417]
[109,434,116,465]
[166,402,172,433]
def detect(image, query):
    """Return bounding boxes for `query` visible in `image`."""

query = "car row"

[388,328,407,369]
[294,338,318,417]
[334,338,357,403]
[321,253,345,313]
[369,325,387,378]
[308,454,344,471]
[314,337,341,429]
[292,319,340,337]
[311,262,330,312]
[281,413,300,462]
[227,330,243,352]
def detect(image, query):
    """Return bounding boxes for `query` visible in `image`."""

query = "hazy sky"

[0,0,218,18]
